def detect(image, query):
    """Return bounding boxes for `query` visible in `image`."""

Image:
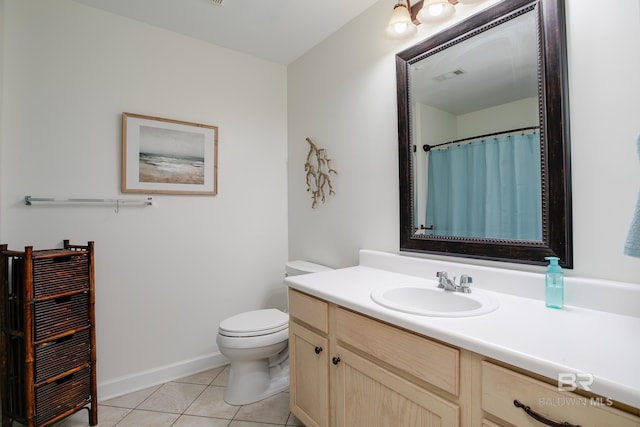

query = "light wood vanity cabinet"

[288,289,640,427]
[289,289,463,427]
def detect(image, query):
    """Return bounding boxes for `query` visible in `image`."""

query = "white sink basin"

[371,283,499,317]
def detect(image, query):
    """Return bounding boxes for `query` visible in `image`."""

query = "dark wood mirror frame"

[397,0,573,268]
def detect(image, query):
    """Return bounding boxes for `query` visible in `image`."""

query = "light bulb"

[394,22,410,34]
[417,0,455,23]
[428,3,444,16]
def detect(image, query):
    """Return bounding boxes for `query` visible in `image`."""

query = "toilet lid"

[219,309,289,337]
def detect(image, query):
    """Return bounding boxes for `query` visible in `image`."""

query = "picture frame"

[122,113,218,195]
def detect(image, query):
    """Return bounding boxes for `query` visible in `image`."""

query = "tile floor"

[41,365,304,427]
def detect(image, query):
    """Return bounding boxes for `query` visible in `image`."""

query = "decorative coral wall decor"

[305,137,337,208]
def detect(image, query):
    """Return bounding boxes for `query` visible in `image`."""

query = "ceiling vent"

[433,68,466,82]
[208,0,224,5]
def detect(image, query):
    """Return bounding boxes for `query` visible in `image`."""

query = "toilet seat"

[219,309,288,338]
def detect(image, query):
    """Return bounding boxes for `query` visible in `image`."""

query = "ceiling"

[72,0,382,65]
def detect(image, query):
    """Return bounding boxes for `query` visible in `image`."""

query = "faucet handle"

[459,275,472,293]
[436,271,448,288]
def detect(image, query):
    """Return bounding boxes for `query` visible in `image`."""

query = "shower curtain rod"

[422,125,540,152]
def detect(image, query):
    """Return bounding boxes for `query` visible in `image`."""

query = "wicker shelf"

[0,240,97,427]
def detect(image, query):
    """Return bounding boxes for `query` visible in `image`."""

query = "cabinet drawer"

[34,292,90,341]
[289,289,329,334]
[36,367,91,425]
[33,254,90,298]
[335,307,459,396]
[35,328,91,383]
[482,361,640,427]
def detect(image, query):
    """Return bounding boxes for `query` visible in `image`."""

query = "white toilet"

[216,260,331,405]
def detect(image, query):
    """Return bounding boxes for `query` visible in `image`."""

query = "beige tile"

[39,367,299,427]
[177,367,227,385]
[212,365,229,387]
[101,384,162,408]
[286,412,305,426]
[229,422,284,427]
[56,405,131,426]
[184,385,239,419]
[173,415,232,426]
[114,409,179,426]
[234,392,290,425]
[138,382,207,413]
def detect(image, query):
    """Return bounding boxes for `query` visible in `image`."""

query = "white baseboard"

[97,352,229,402]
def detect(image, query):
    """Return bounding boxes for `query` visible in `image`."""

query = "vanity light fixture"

[385,1,418,39]
[386,0,488,39]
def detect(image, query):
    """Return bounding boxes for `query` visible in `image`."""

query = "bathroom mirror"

[397,0,573,267]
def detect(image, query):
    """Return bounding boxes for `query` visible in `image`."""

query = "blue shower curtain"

[425,133,542,240]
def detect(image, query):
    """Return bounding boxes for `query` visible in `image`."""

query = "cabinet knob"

[332,356,341,365]
[314,346,323,354]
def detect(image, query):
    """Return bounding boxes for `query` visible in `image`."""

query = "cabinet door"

[334,345,459,427]
[289,321,330,427]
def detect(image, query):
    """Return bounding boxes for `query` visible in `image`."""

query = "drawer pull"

[514,400,581,427]
[332,356,341,365]
[56,334,73,344]
[56,373,74,385]
[314,346,323,354]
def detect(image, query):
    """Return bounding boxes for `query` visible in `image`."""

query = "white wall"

[456,97,538,138]
[418,103,456,147]
[287,0,640,284]
[0,0,288,397]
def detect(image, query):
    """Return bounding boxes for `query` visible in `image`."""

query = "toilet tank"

[285,260,332,277]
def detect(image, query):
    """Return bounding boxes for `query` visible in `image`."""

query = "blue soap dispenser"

[545,256,564,309]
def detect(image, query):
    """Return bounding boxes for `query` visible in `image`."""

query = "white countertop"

[285,264,640,408]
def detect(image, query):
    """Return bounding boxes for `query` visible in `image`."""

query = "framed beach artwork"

[122,113,218,195]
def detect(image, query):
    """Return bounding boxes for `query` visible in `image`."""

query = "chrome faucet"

[436,271,472,293]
